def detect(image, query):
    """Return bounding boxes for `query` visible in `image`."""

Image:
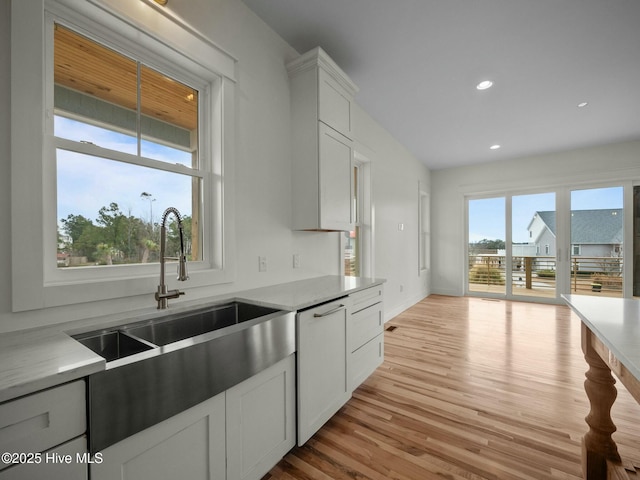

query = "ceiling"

[241,0,640,170]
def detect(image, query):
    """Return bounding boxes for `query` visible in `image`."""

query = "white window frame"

[11,0,237,312]
[340,150,373,277]
[418,185,430,276]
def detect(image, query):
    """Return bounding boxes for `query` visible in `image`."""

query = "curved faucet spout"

[155,207,189,309]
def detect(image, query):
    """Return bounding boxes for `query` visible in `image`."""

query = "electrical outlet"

[293,254,300,268]
[258,256,267,272]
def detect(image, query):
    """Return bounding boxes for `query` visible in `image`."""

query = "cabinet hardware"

[313,304,345,317]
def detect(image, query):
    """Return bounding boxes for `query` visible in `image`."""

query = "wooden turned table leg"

[582,329,621,479]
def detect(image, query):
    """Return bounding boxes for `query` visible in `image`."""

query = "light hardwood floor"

[264,295,640,480]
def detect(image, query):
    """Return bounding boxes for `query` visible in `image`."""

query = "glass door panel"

[468,197,506,295]
[512,192,557,299]
[570,187,623,297]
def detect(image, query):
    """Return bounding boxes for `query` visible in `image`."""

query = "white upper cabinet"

[288,47,358,231]
[318,69,354,138]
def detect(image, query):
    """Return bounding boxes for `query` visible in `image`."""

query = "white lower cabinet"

[90,390,226,480]
[0,380,87,480]
[90,355,295,480]
[296,300,349,445]
[226,355,295,480]
[0,437,88,480]
[348,285,384,393]
[350,334,384,390]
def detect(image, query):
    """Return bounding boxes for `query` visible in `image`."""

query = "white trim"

[60,0,237,82]
[11,0,236,312]
[384,292,428,323]
[418,185,430,278]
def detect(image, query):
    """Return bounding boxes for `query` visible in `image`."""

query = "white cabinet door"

[348,285,385,393]
[350,334,384,392]
[0,437,87,480]
[289,48,356,232]
[90,392,225,480]
[226,355,296,480]
[318,69,353,138]
[318,123,354,231]
[297,300,349,445]
[0,380,86,465]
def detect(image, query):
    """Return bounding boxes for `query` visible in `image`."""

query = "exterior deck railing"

[468,254,623,297]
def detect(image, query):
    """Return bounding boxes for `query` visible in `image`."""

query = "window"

[54,25,202,268]
[344,163,361,276]
[419,189,430,274]
[11,0,236,311]
[572,245,581,256]
[342,153,373,277]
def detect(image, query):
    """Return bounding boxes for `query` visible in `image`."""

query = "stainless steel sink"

[73,301,294,454]
[124,302,280,346]
[74,330,155,362]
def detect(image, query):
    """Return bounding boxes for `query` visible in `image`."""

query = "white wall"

[355,104,431,318]
[0,0,430,332]
[431,140,640,296]
[0,0,11,325]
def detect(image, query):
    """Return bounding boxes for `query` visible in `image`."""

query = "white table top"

[563,294,640,381]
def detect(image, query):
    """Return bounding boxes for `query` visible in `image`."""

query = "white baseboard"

[430,286,463,297]
[384,291,429,322]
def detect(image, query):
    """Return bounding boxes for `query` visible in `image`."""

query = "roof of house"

[534,209,623,244]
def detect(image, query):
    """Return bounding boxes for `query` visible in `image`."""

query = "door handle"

[313,304,345,317]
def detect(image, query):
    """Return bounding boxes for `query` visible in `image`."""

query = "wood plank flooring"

[264,295,640,480]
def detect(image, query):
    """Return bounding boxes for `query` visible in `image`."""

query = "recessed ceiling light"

[577,102,589,108]
[490,144,501,150]
[476,80,493,90]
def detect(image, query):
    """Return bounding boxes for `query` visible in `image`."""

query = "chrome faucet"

[155,207,189,309]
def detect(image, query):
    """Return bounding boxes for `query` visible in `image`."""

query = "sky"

[56,117,195,226]
[58,116,625,243]
[469,187,624,244]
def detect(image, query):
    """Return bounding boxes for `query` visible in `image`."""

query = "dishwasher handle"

[313,304,345,318]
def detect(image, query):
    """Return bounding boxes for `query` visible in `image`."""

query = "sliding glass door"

[468,197,506,295]
[512,192,557,299]
[570,186,623,298]
[467,185,626,302]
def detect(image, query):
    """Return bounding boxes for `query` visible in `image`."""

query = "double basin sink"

[73,301,295,453]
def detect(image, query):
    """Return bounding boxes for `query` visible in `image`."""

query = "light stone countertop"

[563,294,640,381]
[0,275,384,404]
[0,328,105,403]
[237,275,385,311]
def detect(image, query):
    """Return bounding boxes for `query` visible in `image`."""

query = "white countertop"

[0,328,105,403]
[563,294,640,381]
[238,275,384,311]
[0,276,384,403]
